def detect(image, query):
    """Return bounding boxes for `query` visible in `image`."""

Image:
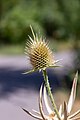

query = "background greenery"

[0,0,80,72]
[0,0,80,44]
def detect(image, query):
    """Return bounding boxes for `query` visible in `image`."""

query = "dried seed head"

[29,40,53,70]
[25,27,53,70]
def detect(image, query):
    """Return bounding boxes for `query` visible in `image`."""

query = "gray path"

[0,51,76,120]
[0,90,39,120]
[0,50,75,72]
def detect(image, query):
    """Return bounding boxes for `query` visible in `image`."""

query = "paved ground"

[0,50,75,71]
[0,51,79,120]
[0,89,39,120]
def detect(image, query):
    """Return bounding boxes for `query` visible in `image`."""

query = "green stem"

[42,70,61,120]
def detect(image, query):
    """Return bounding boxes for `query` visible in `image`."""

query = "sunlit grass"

[0,44,24,55]
[0,40,80,55]
[49,39,79,52]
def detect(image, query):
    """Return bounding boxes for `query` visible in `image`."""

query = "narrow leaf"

[22,108,42,120]
[39,84,46,120]
[67,71,78,114]
[69,109,80,119]
[59,104,63,118]
[64,102,67,120]
[43,85,54,114]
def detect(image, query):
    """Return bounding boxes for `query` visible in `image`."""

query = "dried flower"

[22,72,80,120]
[24,26,61,74]
[23,26,62,119]
[22,26,80,120]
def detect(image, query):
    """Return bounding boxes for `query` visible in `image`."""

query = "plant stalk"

[42,69,61,120]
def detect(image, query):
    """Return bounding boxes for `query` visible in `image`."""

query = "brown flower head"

[24,26,60,74]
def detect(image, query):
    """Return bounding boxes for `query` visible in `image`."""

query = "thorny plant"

[22,72,80,120]
[22,26,80,120]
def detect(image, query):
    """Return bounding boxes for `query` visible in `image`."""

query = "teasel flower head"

[24,26,61,74]
[22,72,80,120]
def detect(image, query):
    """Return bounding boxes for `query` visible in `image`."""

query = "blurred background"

[0,0,80,120]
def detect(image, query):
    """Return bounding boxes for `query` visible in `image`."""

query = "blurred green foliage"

[0,0,80,44]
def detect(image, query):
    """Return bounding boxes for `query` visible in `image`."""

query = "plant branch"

[42,69,61,120]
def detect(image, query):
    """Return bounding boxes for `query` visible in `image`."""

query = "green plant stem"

[42,69,61,120]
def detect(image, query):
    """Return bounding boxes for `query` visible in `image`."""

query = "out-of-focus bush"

[0,0,80,44]
[0,4,44,44]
